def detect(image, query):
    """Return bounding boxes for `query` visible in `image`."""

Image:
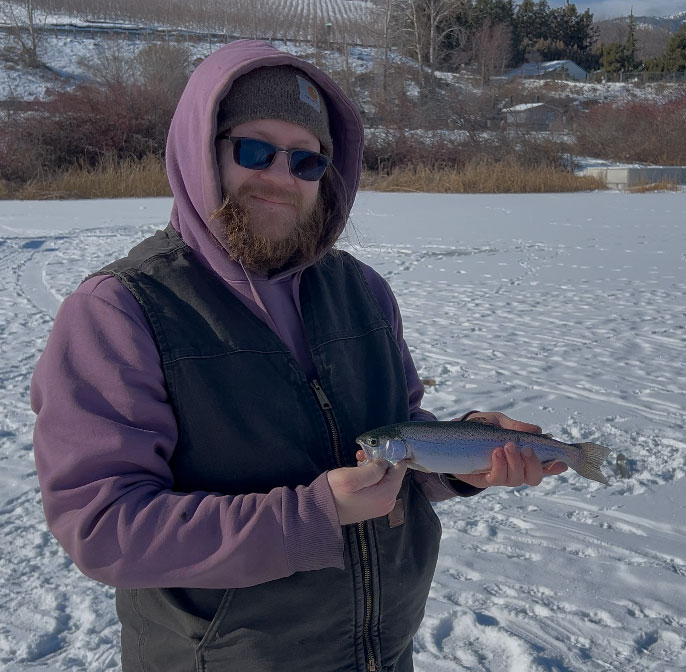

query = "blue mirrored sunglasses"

[219,135,330,182]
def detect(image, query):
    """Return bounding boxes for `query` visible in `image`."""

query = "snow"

[1,190,685,670]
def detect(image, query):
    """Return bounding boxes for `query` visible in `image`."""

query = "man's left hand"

[451,411,568,488]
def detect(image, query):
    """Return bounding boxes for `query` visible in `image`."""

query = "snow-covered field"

[0,191,685,671]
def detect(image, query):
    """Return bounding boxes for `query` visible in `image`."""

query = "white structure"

[506,60,588,81]
[581,166,686,189]
[500,102,563,130]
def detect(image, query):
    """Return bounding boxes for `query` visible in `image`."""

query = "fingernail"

[522,446,533,457]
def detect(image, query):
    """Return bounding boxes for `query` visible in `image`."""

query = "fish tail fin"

[572,442,611,485]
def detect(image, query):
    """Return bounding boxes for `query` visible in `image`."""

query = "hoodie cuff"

[283,472,345,574]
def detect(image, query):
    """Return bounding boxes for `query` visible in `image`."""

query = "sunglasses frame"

[219,134,330,182]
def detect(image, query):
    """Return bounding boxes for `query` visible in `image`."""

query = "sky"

[546,0,686,19]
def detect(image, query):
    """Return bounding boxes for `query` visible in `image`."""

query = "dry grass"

[360,158,606,193]
[0,154,607,200]
[0,153,171,200]
[627,180,682,193]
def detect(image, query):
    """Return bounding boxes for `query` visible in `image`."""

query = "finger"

[511,420,542,434]
[543,461,568,476]
[485,447,508,484]
[503,442,524,484]
[498,413,542,434]
[339,460,389,492]
[380,460,408,488]
[521,446,543,486]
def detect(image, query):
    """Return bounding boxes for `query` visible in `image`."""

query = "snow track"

[1,193,685,670]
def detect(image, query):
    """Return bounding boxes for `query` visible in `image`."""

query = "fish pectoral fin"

[406,461,432,473]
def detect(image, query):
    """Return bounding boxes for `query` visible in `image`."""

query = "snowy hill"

[597,10,686,34]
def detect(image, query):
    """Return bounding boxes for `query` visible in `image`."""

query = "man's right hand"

[327,460,408,526]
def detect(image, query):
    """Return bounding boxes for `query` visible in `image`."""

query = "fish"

[355,421,611,485]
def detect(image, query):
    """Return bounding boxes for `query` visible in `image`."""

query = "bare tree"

[471,20,512,86]
[423,0,463,80]
[399,0,428,87]
[397,0,464,89]
[77,40,137,88]
[369,0,405,92]
[1,0,46,68]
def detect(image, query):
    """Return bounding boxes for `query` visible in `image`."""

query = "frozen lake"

[1,191,685,670]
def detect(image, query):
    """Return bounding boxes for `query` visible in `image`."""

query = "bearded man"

[31,41,565,672]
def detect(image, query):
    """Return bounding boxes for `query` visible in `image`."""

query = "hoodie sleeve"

[31,275,344,589]
[357,262,483,501]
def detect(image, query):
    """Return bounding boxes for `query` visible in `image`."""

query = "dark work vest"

[95,225,442,672]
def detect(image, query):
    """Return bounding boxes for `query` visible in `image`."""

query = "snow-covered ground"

[1,191,685,670]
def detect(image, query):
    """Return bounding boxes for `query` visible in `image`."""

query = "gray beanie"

[217,65,333,157]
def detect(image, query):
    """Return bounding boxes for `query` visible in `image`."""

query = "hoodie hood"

[165,40,364,284]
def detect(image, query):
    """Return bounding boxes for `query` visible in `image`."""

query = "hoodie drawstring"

[238,258,283,340]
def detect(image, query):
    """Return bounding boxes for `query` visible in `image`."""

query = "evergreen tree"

[662,24,686,71]
[472,0,515,29]
[624,10,640,70]
[602,42,631,72]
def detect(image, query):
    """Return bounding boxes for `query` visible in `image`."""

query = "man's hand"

[451,411,568,488]
[327,460,408,526]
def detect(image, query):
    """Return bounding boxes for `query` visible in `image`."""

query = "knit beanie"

[217,65,333,158]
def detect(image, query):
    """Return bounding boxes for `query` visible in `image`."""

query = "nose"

[260,150,293,185]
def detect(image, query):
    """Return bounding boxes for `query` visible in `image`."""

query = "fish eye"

[369,438,378,447]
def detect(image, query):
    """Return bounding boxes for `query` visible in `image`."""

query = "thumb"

[331,460,390,494]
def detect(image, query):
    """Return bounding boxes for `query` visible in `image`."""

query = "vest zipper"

[310,379,342,466]
[310,379,378,672]
[358,521,377,672]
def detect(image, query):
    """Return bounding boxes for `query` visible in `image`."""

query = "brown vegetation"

[0,42,192,185]
[627,181,681,193]
[0,153,603,200]
[360,158,604,193]
[573,96,686,165]
[0,153,171,199]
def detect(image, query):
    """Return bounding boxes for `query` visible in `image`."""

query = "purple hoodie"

[31,41,465,590]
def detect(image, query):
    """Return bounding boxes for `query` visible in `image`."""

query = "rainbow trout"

[356,421,611,485]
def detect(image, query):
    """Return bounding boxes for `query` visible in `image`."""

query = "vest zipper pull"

[310,379,332,410]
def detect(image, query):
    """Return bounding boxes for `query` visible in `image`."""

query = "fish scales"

[355,421,611,485]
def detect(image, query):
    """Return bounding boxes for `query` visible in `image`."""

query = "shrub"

[0,43,193,184]
[573,97,686,165]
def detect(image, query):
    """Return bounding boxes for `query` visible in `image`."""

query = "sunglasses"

[219,135,330,182]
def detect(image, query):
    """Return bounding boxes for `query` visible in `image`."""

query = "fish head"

[355,427,407,465]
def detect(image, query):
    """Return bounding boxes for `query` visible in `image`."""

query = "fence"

[0,20,379,49]
[587,70,686,83]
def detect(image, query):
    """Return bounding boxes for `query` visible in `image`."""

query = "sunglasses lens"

[234,138,275,170]
[290,150,329,181]
[229,137,328,181]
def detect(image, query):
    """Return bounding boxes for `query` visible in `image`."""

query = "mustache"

[234,184,301,208]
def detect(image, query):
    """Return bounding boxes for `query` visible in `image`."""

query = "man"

[31,40,565,671]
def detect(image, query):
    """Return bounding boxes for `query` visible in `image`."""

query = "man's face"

[216,118,322,240]
[214,118,328,274]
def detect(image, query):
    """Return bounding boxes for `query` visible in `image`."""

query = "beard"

[211,182,330,276]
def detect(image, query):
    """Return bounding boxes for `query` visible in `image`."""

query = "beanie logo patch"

[296,75,322,114]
